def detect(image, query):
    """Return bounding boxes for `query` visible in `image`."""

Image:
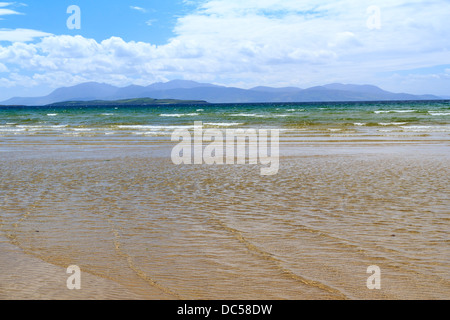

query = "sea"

[1,100,450,139]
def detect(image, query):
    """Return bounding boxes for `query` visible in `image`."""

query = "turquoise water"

[0,100,449,138]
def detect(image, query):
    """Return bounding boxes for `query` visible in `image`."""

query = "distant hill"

[48,97,209,106]
[1,80,444,106]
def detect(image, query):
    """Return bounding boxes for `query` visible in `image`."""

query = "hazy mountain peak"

[323,83,387,94]
[250,86,302,93]
[0,80,443,106]
[147,79,219,90]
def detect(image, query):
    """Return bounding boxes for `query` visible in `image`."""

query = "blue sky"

[1,1,187,44]
[0,0,449,100]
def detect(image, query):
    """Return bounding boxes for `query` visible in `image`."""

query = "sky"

[0,0,449,100]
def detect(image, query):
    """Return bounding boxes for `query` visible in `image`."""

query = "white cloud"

[0,8,20,16]
[0,7,15,13]
[328,32,362,48]
[0,2,23,16]
[0,62,8,72]
[0,28,53,42]
[130,6,147,13]
[0,3,52,44]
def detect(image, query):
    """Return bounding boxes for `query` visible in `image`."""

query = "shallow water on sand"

[0,136,448,299]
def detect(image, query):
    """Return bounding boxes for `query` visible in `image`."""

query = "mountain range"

[0,80,444,106]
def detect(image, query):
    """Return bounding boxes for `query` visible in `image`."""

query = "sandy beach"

[1,134,448,300]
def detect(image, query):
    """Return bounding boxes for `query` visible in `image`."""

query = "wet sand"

[0,137,449,300]
[0,239,151,300]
